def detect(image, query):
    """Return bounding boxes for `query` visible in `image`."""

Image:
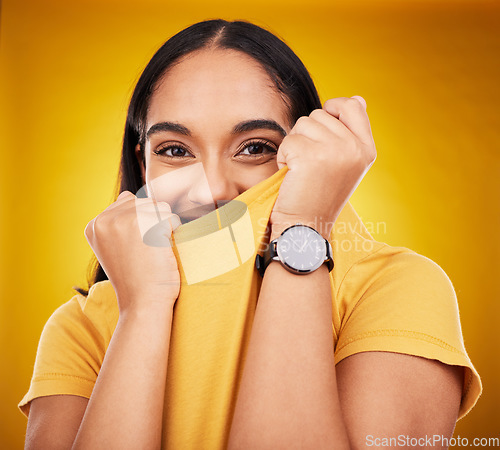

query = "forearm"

[228,236,350,449]
[73,303,174,450]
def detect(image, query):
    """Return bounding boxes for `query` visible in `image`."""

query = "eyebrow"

[146,119,287,140]
[231,119,287,137]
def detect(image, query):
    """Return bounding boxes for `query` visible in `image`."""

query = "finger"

[277,134,316,170]
[102,197,172,228]
[139,211,182,247]
[116,190,135,202]
[134,197,172,224]
[84,217,95,243]
[133,197,175,236]
[351,95,367,110]
[133,199,172,212]
[105,191,165,214]
[289,114,343,143]
[307,109,350,139]
[103,190,137,212]
[323,97,374,145]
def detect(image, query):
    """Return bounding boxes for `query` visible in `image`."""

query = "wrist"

[118,300,176,323]
[258,221,334,277]
[270,219,332,241]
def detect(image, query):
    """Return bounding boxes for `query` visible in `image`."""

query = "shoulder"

[41,280,119,343]
[339,246,460,324]
[330,201,458,318]
[34,280,119,370]
[18,281,118,417]
[335,242,464,355]
[329,202,453,305]
[332,242,482,420]
[75,280,119,342]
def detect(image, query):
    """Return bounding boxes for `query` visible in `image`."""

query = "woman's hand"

[269,96,377,239]
[84,191,182,314]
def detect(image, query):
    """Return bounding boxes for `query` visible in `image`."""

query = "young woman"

[20,19,481,449]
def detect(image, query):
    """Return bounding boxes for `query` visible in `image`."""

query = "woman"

[20,19,481,449]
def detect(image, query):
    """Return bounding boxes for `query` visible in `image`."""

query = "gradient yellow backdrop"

[1,0,499,447]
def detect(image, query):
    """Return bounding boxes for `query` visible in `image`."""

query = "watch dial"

[276,225,326,272]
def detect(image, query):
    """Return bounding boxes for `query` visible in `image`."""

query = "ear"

[135,143,146,183]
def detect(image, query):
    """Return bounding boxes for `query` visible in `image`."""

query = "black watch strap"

[255,239,278,277]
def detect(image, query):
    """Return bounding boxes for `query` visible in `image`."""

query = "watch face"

[276,225,326,273]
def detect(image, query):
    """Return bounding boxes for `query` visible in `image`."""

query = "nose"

[187,159,239,208]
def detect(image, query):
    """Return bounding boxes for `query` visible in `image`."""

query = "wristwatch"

[255,223,334,276]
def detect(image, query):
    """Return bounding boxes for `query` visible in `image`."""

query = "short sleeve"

[334,249,482,420]
[18,296,107,417]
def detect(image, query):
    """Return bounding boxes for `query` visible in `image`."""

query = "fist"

[270,96,377,239]
[84,191,182,314]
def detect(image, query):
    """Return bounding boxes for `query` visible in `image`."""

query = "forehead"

[147,48,291,132]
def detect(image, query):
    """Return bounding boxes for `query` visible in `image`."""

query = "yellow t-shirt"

[19,166,482,448]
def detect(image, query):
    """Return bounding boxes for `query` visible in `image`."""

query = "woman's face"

[135,48,293,223]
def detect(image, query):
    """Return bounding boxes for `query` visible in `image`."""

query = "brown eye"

[244,144,266,155]
[237,140,277,158]
[169,147,188,157]
[153,145,194,158]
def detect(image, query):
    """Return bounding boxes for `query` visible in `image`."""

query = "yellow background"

[1,0,498,446]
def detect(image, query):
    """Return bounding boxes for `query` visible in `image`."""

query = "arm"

[336,351,463,449]
[228,96,371,448]
[228,97,464,448]
[25,192,181,449]
[227,226,463,449]
[72,304,174,449]
[227,223,349,449]
[25,302,174,450]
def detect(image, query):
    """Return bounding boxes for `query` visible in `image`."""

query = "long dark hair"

[73,19,322,296]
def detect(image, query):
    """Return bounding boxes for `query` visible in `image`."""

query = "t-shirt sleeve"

[334,248,482,421]
[18,296,107,417]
